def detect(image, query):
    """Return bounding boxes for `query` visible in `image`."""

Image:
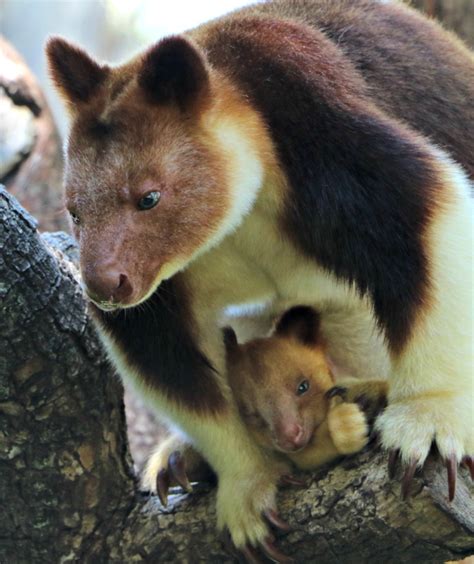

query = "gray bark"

[1,186,473,563]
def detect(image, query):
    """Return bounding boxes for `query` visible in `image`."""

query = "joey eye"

[69,211,80,226]
[138,191,161,210]
[297,379,310,396]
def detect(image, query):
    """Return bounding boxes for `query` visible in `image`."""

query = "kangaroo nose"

[114,273,133,303]
[84,269,133,305]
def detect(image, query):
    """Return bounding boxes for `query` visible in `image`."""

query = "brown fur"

[63,82,229,308]
[91,276,228,414]
[47,37,109,108]
[211,0,474,179]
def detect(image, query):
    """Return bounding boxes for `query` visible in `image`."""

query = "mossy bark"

[0,187,473,563]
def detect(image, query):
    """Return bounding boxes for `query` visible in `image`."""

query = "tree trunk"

[0,38,67,232]
[1,186,473,563]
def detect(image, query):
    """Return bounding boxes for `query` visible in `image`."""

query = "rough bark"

[0,37,67,232]
[124,383,166,473]
[1,186,473,563]
[0,36,163,474]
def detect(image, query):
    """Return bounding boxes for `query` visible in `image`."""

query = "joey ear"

[275,306,321,346]
[46,36,109,107]
[325,354,338,382]
[222,327,238,351]
[138,36,210,111]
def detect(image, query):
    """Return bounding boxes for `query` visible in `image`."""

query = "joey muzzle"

[274,421,308,452]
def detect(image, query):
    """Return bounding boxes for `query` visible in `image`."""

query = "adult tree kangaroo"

[47,0,473,556]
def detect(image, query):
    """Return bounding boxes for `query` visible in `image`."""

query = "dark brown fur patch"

[88,119,114,139]
[313,0,474,180]
[235,0,474,180]
[91,277,227,415]
[202,16,441,354]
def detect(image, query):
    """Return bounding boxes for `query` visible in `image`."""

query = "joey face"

[46,36,265,310]
[232,336,334,454]
[225,307,336,454]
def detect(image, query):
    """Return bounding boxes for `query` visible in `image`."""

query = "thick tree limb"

[1,186,473,563]
[0,38,67,232]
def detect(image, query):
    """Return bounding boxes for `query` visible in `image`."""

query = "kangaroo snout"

[83,266,133,306]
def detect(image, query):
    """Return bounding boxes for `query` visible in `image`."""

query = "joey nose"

[85,269,133,304]
[292,424,307,448]
[287,423,306,448]
[278,422,307,451]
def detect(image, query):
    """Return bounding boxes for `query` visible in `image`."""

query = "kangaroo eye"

[297,379,310,396]
[69,211,80,225]
[138,191,161,210]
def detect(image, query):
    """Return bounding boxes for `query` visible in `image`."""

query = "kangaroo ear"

[138,36,210,111]
[275,306,321,346]
[46,36,109,107]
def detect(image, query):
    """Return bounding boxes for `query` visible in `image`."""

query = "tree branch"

[1,186,472,563]
[0,38,67,232]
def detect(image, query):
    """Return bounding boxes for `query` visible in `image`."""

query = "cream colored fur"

[328,401,368,455]
[375,151,474,465]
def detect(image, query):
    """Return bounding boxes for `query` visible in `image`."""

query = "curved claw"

[240,544,264,564]
[261,537,294,563]
[325,386,347,400]
[462,456,474,481]
[156,468,170,507]
[354,394,370,413]
[168,451,192,493]
[222,532,258,564]
[279,474,308,488]
[401,460,418,500]
[388,449,399,480]
[446,454,457,502]
[264,509,292,532]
